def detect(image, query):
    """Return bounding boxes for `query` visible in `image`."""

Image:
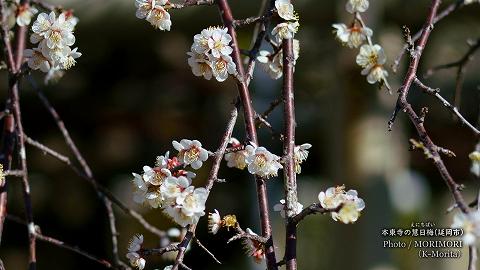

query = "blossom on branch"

[274,199,303,218]
[126,234,146,270]
[272,21,299,42]
[294,143,312,174]
[135,0,172,31]
[245,143,283,178]
[172,139,209,170]
[275,0,297,21]
[224,138,249,170]
[243,228,265,263]
[257,39,300,80]
[332,23,372,48]
[356,44,389,85]
[164,186,208,227]
[318,186,365,224]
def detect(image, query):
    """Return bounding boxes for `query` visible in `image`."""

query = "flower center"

[185,147,200,162]
[215,60,226,71]
[254,154,267,168]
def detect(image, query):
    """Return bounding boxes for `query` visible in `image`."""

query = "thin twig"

[414,78,480,137]
[389,0,469,214]
[7,215,117,269]
[392,0,466,72]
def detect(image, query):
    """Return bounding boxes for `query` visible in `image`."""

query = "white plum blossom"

[135,0,172,31]
[356,44,388,84]
[469,151,480,177]
[273,199,303,218]
[318,186,365,224]
[272,21,299,42]
[208,27,233,58]
[208,209,222,234]
[164,187,208,227]
[187,51,213,80]
[275,0,297,21]
[126,234,146,270]
[160,176,191,202]
[294,143,311,174]
[224,138,249,170]
[192,28,214,54]
[24,47,51,72]
[451,211,480,245]
[164,266,173,270]
[257,39,300,80]
[143,165,171,186]
[332,190,365,224]
[172,139,209,170]
[188,27,237,82]
[345,0,369,13]
[25,11,81,82]
[318,186,345,210]
[16,4,38,27]
[209,54,237,82]
[245,143,283,178]
[61,47,82,70]
[332,23,373,48]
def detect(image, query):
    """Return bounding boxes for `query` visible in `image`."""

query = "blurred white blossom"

[272,21,299,42]
[346,0,369,13]
[332,23,372,48]
[126,234,146,270]
[451,211,480,246]
[469,151,480,177]
[275,0,297,21]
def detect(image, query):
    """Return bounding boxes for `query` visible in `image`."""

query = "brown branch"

[392,0,466,72]
[227,224,268,244]
[389,0,469,214]
[6,215,117,269]
[193,237,221,264]
[215,1,278,269]
[167,0,215,9]
[281,38,298,270]
[414,78,480,137]
[171,106,238,270]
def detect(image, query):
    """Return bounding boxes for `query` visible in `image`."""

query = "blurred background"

[1,0,480,269]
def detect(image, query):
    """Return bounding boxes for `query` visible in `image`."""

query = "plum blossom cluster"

[318,185,365,224]
[126,234,146,270]
[256,0,301,79]
[332,0,390,89]
[187,27,238,82]
[131,139,210,227]
[224,139,310,176]
[135,0,172,31]
[24,11,81,84]
[272,0,299,43]
[451,210,480,246]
